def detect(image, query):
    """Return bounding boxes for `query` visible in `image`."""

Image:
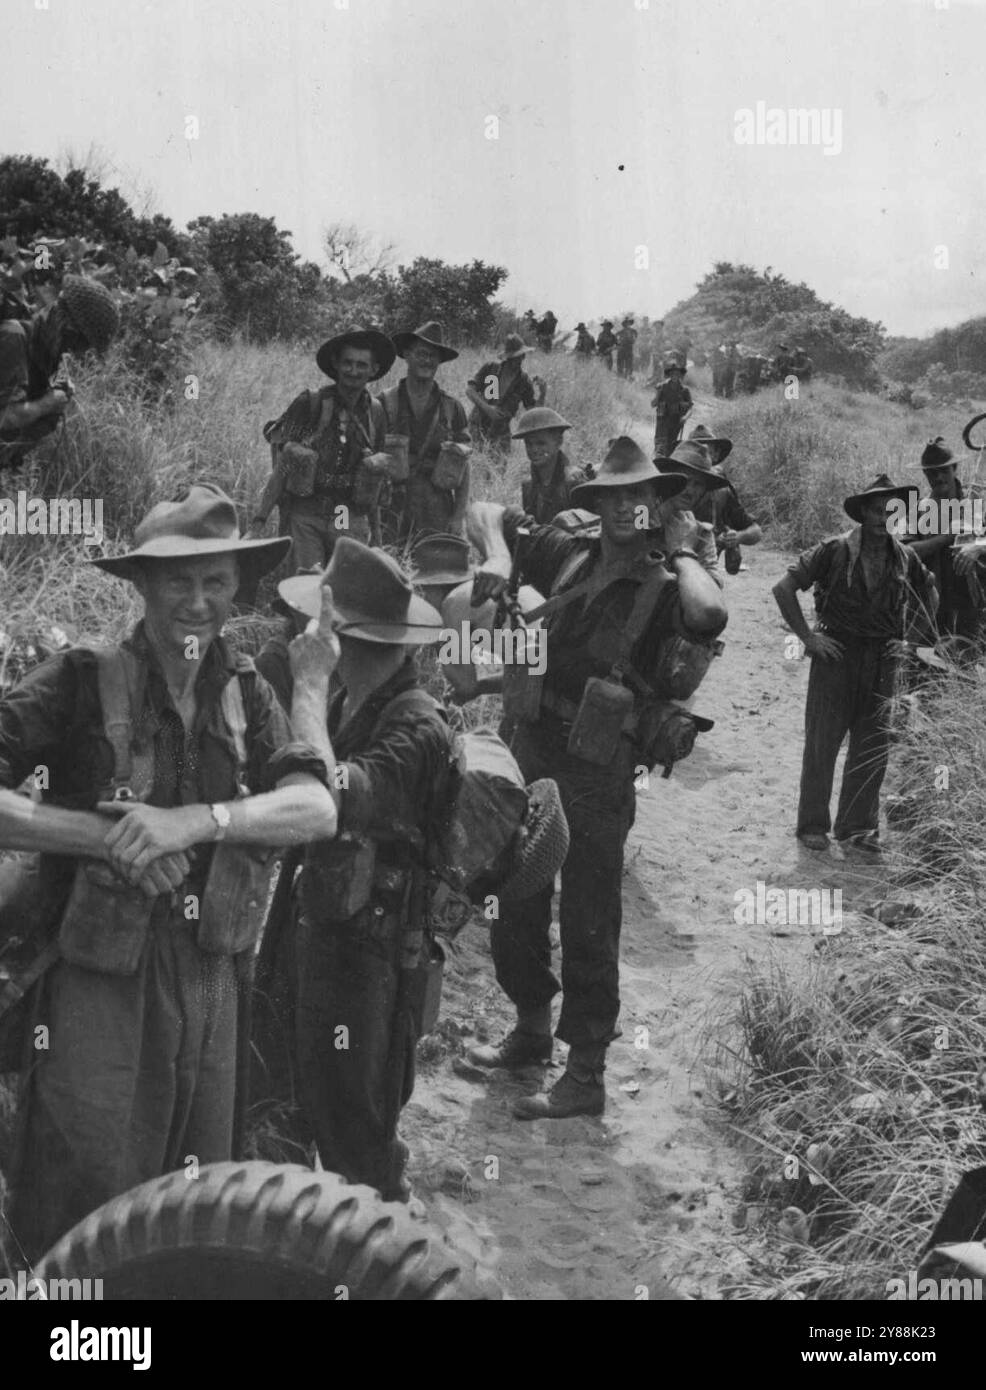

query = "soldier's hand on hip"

[471,557,511,605]
[289,577,341,683]
[97,803,196,878]
[804,632,844,662]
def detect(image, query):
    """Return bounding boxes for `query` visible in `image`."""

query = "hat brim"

[316,330,397,381]
[570,471,687,507]
[393,330,458,363]
[691,435,733,461]
[657,458,728,490]
[512,421,572,440]
[277,573,445,644]
[844,487,917,523]
[90,534,291,581]
[503,346,531,359]
[411,568,474,588]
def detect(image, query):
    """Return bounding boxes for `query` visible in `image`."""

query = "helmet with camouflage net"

[59,275,120,354]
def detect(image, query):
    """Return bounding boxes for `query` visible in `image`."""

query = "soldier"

[513,407,586,526]
[596,320,617,371]
[652,361,693,458]
[0,274,120,469]
[377,321,471,544]
[773,475,937,855]
[0,485,337,1261]
[466,334,545,459]
[654,441,730,580]
[616,318,638,379]
[251,326,396,566]
[905,437,986,659]
[536,310,558,354]
[574,322,596,358]
[791,345,814,386]
[271,541,455,1201]
[687,425,763,574]
[773,342,794,384]
[465,437,727,1117]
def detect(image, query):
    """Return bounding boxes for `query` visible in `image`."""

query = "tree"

[381,257,508,344]
[186,213,324,341]
[322,222,395,285]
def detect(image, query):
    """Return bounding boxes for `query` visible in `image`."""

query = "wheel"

[31,1161,501,1300]
[963,413,986,453]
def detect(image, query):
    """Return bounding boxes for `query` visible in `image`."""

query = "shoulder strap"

[611,563,674,685]
[379,385,401,427]
[522,547,599,622]
[92,648,154,800]
[221,670,250,774]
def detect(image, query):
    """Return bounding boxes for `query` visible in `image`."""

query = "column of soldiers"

[2,285,983,1272]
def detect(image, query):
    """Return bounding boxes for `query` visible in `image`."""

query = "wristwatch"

[209,803,232,842]
[667,547,700,566]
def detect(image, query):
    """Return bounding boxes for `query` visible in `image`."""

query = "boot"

[513,1044,606,1120]
[468,1027,553,1070]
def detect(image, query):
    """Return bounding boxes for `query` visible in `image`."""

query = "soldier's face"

[405,342,441,382]
[596,482,657,544]
[926,465,957,500]
[136,554,240,658]
[524,429,564,469]
[336,347,376,394]
[677,475,708,509]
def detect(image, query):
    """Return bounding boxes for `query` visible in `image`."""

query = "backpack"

[373,690,564,937]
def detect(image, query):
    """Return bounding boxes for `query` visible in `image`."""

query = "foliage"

[379,257,508,345]
[661,263,887,387]
[879,317,986,385]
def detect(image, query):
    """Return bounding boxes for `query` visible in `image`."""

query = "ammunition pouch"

[566,676,635,766]
[301,835,379,925]
[280,443,318,499]
[57,859,156,976]
[196,842,278,956]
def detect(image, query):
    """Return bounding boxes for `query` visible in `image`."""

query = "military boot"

[468,1027,553,1070]
[513,1044,606,1120]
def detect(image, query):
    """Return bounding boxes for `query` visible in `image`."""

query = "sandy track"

[405,536,892,1300]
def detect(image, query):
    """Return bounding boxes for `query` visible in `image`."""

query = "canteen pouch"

[301,835,378,923]
[196,843,277,955]
[57,859,155,976]
[281,443,318,499]
[382,433,410,483]
[566,676,634,766]
[432,442,469,492]
[652,634,723,700]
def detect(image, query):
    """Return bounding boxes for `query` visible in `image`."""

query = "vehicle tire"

[31,1161,502,1300]
[963,413,986,453]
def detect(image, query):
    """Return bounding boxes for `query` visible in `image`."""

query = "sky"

[5,0,986,338]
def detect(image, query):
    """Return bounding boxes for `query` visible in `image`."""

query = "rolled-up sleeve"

[0,652,80,791]
[787,539,833,591]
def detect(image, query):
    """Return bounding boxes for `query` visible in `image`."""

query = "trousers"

[294,909,418,1201]
[6,917,239,1264]
[796,635,900,839]
[282,496,372,569]
[491,720,636,1048]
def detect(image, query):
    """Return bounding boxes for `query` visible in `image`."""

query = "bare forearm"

[467,500,510,564]
[736,523,762,546]
[773,578,813,644]
[672,556,728,632]
[0,790,113,858]
[290,680,338,805]
[202,777,337,848]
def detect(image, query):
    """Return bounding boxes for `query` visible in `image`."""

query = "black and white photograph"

[2,0,986,1336]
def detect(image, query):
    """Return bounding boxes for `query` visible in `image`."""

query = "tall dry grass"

[716,666,986,1300]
